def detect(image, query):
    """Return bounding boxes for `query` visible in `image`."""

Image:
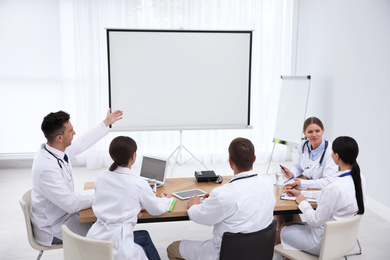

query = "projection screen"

[107,29,252,131]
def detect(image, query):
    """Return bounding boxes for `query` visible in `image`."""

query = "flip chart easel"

[266,75,311,173]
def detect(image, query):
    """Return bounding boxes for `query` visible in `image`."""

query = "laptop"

[139,155,168,187]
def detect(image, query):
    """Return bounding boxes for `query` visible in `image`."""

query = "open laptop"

[139,155,168,187]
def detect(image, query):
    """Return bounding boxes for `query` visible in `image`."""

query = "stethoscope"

[302,139,328,167]
[44,145,72,182]
[230,174,258,183]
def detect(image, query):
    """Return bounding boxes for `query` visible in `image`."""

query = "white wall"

[0,0,66,153]
[296,0,390,212]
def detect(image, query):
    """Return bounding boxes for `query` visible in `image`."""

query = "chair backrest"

[19,189,62,251]
[219,219,277,260]
[62,225,114,260]
[319,214,362,260]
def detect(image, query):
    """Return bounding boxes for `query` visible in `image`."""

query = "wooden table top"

[79,176,317,223]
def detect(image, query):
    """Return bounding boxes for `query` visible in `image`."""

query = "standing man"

[30,109,123,246]
[167,137,276,260]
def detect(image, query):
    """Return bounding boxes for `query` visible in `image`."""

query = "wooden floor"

[1,163,389,260]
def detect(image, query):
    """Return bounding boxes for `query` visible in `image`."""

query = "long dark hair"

[332,136,364,214]
[109,136,137,171]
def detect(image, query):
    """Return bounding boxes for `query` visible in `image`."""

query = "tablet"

[172,189,207,200]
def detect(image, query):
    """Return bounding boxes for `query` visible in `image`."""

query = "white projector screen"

[107,29,252,131]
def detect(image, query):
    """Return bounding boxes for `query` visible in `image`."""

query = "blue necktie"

[64,154,69,163]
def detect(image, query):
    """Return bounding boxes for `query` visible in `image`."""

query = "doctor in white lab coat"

[282,117,338,190]
[30,109,123,246]
[167,137,276,260]
[87,136,170,260]
[279,136,365,256]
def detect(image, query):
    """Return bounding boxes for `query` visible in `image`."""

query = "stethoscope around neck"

[302,139,328,167]
[44,145,72,182]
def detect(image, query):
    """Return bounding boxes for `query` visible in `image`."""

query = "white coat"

[179,171,276,260]
[30,122,108,246]
[87,166,170,260]
[291,139,339,189]
[281,170,364,251]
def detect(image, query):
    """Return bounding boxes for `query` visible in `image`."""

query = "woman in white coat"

[86,136,171,260]
[282,117,338,190]
[277,117,339,228]
[278,136,365,255]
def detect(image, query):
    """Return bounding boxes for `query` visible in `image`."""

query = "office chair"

[274,214,363,260]
[19,189,63,260]
[62,225,114,260]
[219,219,277,260]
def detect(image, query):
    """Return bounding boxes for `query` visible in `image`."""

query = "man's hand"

[187,194,201,208]
[103,108,123,127]
[203,193,210,199]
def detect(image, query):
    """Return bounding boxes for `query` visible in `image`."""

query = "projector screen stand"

[168,130,208,176]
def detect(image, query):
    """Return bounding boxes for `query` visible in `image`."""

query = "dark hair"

[303,117,324,131]
[332,136,364,215]
[109,136,137,171]
[228,137,255,172]
[41,111,70,143]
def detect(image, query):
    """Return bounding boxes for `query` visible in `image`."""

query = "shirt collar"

[230,170,256,182]
[338,169,352,177]
[309,139,325,160]
[113,166,133,175]
[43,143,65,159]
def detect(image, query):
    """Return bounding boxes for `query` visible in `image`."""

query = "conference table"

[79,176,317,223]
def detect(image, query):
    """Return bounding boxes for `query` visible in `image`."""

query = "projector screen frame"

[106,29,253,131]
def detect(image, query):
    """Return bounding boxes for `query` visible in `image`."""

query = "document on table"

[280,191,317,203]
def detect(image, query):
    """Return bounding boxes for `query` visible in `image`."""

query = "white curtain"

[70,0,295,169]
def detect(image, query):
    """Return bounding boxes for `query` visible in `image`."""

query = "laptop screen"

[139,156,168,183]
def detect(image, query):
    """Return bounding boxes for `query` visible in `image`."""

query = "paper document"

[280,191,316,203]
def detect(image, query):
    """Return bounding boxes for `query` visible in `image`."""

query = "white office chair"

[62,224,114,260]
[275,214,363,260]
[19,189,63,260]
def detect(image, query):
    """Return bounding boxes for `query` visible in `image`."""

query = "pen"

[284,176,294,184]
[290,184,298,189]
[279,164,286,173]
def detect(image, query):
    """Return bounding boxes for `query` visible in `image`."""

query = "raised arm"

[103,108,123,127]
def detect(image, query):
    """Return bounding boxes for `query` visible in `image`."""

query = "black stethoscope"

[44,145,72,181]
[302,139,328,167]
[230,174,258,183]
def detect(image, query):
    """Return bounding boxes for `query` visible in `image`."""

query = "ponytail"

[109,161,119,172]
[351,161,365,214]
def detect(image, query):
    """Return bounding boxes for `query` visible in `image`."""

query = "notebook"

[280,191,317,203]
[139,155,168,187]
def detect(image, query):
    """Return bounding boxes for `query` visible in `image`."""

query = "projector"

[195,170,218,182]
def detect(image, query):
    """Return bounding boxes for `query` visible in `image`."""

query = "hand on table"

[187,194,202,208]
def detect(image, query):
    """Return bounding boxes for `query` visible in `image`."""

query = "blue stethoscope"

[44,145,72,182]
[302,139,328,167]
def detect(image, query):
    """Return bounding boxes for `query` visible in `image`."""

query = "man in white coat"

[30,109,123,246]
[167,137,276,260]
